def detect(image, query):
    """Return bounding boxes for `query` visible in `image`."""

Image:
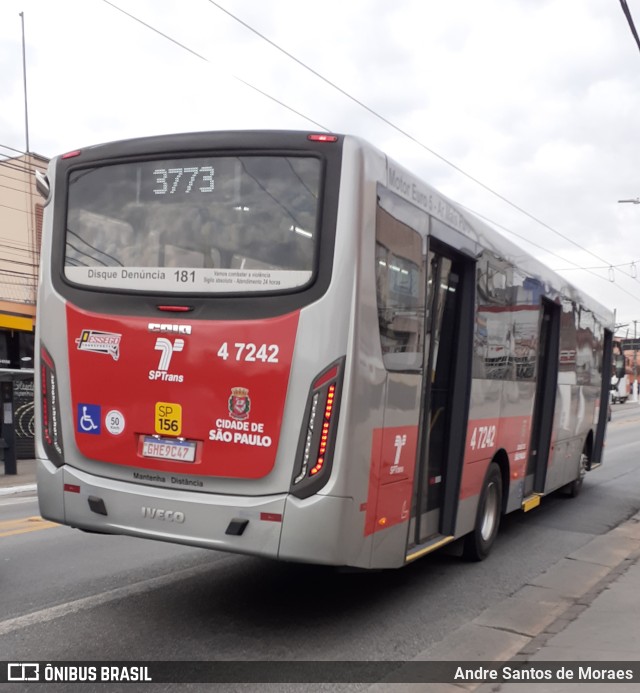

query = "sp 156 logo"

[155,402,182,435]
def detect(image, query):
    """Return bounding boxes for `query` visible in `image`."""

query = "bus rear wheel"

[564,444,589,498]
[463,462,502,561]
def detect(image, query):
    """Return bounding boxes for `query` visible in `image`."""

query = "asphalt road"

[1,403,639,691]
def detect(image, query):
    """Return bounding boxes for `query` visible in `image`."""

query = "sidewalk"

[0,457,37,495]
[367,510,640,692]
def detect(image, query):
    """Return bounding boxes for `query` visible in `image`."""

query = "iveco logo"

[148,323,192,335]
[141,506,186,523]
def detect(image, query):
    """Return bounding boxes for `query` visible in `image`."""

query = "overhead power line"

[619,0,640,55]
[100,1,640,307]
[0,180,35,195]
[204,1,638,284]
[555,259,640,274]
[0,201,32,214]
[101,0,329,131]
[0,143,28,156]
[0,235,36,250]
[460,204,640,303]
[0,158,45,177]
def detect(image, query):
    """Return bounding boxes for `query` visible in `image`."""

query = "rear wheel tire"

[564,445,589,498]
[463,462,502,561]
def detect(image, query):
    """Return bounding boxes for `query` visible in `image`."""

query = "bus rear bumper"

[36,459,286,558]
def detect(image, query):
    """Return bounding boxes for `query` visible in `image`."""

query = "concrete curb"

[367,511,640,692]
[0,483,37,497]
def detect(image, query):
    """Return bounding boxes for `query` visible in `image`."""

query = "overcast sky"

[2,0,640,330]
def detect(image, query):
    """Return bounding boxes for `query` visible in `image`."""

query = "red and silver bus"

[35,131,613,568]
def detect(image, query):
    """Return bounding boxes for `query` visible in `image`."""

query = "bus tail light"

[40,346,64,467]
[307,133,339,143]
[291,358,344,498]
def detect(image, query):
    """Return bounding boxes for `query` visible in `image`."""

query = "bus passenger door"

[372,193,473,564]
[525,298,560,495]
[369,201,426,563]
[412,244,474,546]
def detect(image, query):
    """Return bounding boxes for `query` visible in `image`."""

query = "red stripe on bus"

[313,365,339,390]
[40,347,54,368]
[365,425,418,536]
[460,414,533,499]
[66,305,300,480]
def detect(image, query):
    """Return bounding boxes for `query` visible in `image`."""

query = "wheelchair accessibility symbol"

[77,403,101,435]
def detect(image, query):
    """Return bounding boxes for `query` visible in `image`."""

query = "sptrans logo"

[149,338,184,382]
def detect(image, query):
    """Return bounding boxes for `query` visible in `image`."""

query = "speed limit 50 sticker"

[155,402,182,436]
[105,409,126,435]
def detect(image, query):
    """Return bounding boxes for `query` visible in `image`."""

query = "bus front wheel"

[463,462,502,561]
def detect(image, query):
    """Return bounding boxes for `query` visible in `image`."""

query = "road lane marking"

[0,496,38,507]
[0,484,37,497]
[0,516,60,538]
[0,561,220,636]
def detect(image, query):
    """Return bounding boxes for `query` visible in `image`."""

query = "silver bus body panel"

[38,457,287,555]
[279,494,357,566]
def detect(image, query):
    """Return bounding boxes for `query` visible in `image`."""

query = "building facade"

[0,150,48,457]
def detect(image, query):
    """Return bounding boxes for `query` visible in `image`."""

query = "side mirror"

[35,170,50,202]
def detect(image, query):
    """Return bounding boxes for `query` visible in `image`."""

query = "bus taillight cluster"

[292,359,344,496]
[40,346,64,467]
[310,383,336,476]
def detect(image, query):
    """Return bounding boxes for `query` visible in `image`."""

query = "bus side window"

[375,207,425,372]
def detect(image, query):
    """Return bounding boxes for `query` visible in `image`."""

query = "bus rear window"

[64,155,321,293]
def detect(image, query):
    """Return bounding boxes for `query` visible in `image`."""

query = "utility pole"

[19,11,30,153]
[618,200,640,403]
[634,320,639,403]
